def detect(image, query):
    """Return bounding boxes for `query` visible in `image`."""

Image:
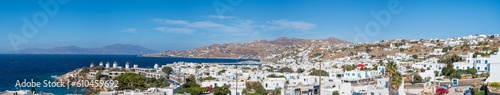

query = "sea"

[0,54,256,94]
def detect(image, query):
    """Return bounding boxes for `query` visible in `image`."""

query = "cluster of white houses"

[164,48,500,95]
[86,62,176,95]
[79,47,500,95]
[453,52,491,73]
[88,61,167,80]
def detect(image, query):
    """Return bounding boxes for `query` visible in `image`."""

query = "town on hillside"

[30,34,500,95]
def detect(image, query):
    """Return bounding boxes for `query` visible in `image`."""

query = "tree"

[176,86,207,95]
[267,74,285,78]
[386,61,397,75]
[442,46,453,52]
[378,60,384,66]
[489,35,495,39]
[480,72,490,77]
[279,67,294,73]
[390,72,403,89]
[218,69,226,75]
[214,84,231,95]
[309,68,329,76]
[114,73,146,90]
[466,68,478,78]
[177,74,207,95]
[386,61,403,89]
[243,82,267,95]
[450,72,462,79]
[412,54,418,59]
[341,65,356,71]
[80,67,90,73]
[146,78,170,88]
[156,78,170,87]
[254,82,267,94]
[90,66,105,71]
[200,76,215,82]
[95,72,102,80]
[434,70,439,77]
[162,67,173,75]
[441,66,456,76]
[439,54,462,77]
[413,74,424,83]
[186,74,196,83]
[296,68,305,73]
[332,91,340,95]
[270,88,281,95]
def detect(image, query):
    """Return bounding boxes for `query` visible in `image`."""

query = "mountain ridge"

[9,44,157,54]
[145,36,350,59]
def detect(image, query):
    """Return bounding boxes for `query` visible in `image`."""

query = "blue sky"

[0,0,499,52]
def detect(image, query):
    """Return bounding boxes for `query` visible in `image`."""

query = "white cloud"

[154,27,195,34]
[262,19,316,32]
[207,15,237,19]
[154,18,251,33]
[152,17,316,35]
[121,28,138,33]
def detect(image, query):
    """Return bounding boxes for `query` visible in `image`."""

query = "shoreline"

[139,55,261,61]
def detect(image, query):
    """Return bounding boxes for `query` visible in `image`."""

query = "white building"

[262,78,286,91]
[105,62,110,68]
[113,61,118,68]
[411,62,445,71]
[125,62,130,69]
[454,52,491,73]
[487,48,500,82]
[367,78,390,95]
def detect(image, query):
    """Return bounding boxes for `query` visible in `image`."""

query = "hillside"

[144,37,350,59]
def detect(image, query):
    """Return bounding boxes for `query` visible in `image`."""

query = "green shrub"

[491,82,500,87]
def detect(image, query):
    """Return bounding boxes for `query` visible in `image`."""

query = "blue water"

[0,54,256,94]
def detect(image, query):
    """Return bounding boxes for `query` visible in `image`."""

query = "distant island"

[9,44,157,55]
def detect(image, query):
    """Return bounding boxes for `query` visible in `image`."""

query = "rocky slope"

[144,37,350,59]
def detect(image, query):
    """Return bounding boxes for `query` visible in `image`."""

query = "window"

[477,67,480,70]
[467,66,470,69]
[477,60,481,63]
[485,67,488,70]
[485,60,488,64]
[456,66,459,70]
